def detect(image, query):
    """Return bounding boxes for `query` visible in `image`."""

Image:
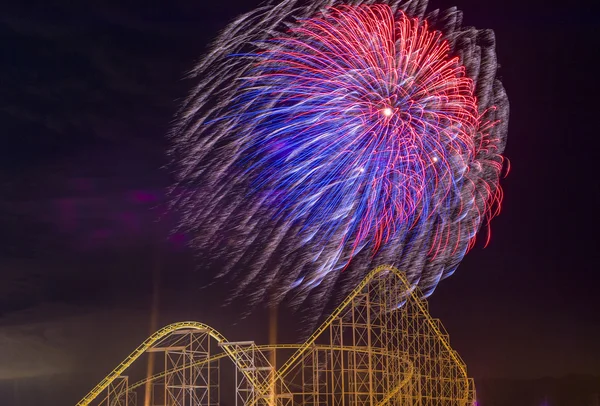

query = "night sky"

[1,0,598,405]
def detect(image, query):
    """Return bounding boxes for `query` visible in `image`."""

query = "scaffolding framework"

[76,266,476,406]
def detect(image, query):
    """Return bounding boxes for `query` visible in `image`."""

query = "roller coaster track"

[76,322,227,406]
[276,265,468,379]
[76,265,476,406]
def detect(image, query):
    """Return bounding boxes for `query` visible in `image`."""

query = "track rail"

[76,322,226,406]
[76,265,471,406]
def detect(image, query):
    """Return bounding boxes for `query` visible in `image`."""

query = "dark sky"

[0,0,598,405]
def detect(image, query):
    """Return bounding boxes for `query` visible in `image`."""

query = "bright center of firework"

[382,107,393,117]
[432,157,439,163]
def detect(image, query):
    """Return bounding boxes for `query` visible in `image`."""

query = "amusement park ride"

[76,265,475,406]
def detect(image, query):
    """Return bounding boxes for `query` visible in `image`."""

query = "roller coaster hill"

[76,265,476,406]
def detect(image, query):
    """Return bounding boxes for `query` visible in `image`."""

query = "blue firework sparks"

[170,0,508,308]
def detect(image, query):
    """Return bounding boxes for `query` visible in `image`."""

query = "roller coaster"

[76,265,476,406]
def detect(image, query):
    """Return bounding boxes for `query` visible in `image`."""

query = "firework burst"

[170,0,508,309]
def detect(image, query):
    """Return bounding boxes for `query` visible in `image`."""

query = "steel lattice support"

[76,266,476,406]
[146,328,220,406]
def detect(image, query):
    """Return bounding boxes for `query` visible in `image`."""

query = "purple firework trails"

[170,0,509,310]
